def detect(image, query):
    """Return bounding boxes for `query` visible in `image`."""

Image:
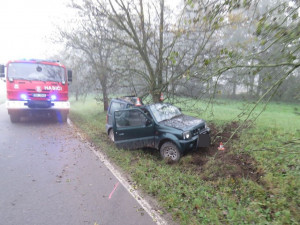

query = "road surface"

[0,103,161,225]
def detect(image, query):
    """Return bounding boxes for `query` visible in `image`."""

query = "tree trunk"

[75,88,79,101]
[102,86,109,111]
[152,93,161,103]
[99,74,109,111]
[232,80,236,98]
[249,75,255,97]
[150,86,161,103]
[256,74,262,97]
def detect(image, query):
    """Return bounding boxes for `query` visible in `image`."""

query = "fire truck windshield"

[7,62,65,82]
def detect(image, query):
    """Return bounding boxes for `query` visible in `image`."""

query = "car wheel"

[108,129,114,142]
[160,142,181,162]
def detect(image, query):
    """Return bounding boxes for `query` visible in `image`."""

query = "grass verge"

[70,96,300,225]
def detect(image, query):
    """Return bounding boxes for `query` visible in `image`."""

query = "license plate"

[197,133,211,147]
[33,93,46,98]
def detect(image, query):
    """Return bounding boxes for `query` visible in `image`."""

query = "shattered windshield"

[7,62,65,82]
[149,103,182,122]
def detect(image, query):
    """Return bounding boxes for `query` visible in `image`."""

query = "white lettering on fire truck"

[44,86,62,91]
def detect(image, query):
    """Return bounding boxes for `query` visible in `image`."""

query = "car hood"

[159,114,204,130]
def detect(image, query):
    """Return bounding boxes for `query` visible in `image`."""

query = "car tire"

[160,142,181,162]
[108,129,114,142]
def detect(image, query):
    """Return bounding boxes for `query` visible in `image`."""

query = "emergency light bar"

[17,58,60,63]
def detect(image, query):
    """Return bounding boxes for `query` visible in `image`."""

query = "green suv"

[107,98,210,162]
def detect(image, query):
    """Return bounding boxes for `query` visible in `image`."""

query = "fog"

[0,0,71,63]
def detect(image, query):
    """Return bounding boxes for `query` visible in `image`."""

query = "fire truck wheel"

[10,114,20,123]
[56,111,68,123]
[61,112,68,123]
[62,113,68,123]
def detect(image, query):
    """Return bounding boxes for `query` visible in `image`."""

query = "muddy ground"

[105,120,264,183]
[185,121,264,182]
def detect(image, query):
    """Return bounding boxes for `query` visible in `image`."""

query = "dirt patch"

[186,121,263,182]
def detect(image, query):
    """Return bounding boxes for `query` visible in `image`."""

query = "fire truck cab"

[0,59,72,123]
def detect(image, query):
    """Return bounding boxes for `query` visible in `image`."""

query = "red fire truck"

[0,59,72,123]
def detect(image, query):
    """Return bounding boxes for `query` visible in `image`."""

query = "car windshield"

[149,103,182,122]
[7,62,65,82]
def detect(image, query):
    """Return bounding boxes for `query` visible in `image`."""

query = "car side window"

[109,102,125,114]
[126,104,134,109]
[115,110,147,128]
[142,108,153,119]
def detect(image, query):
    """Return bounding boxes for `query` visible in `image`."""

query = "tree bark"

[232,80,236,98]
[100,75,109,111]
[76,89,79,101]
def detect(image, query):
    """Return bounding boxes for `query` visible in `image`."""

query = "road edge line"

[67,118,167,225]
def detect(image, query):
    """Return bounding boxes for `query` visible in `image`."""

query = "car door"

[107,101,126,127]
[113,108,155,149]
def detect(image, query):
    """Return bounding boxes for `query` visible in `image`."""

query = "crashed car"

[106,96,143,141]
[106,98,210,162]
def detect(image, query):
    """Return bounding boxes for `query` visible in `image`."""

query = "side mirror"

[0,65,5,78]
[67,70,72,82]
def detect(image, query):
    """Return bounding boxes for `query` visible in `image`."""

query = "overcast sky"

[0,0,71,64]
[0,0,181,64]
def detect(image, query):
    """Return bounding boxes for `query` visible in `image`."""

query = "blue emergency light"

[50,95,57,101]
[20,94,27,100]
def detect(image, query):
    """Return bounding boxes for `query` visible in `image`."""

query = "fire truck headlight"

[20,94,27,100]
[51,95,57,101]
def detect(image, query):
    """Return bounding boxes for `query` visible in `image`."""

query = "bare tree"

[190,0,300,140]
[60,0,299,114]
[59,1,121,110]
[74,0,227,102]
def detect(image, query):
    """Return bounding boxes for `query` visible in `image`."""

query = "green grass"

[177,98,300,131]
[69,96,300,225]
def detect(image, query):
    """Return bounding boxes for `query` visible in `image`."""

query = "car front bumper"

[6,100,70,110]
[179,128,211,151]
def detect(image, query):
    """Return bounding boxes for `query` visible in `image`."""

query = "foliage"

[56,0,300,118]
[59,0,300,121]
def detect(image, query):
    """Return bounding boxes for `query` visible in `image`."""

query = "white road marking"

[67,119,167,225]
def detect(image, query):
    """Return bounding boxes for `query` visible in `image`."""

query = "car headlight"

[183,131,191,140]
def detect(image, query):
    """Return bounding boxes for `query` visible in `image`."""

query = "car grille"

[192,125,205,136]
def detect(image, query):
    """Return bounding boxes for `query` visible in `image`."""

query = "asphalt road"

[0,103,158,225]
